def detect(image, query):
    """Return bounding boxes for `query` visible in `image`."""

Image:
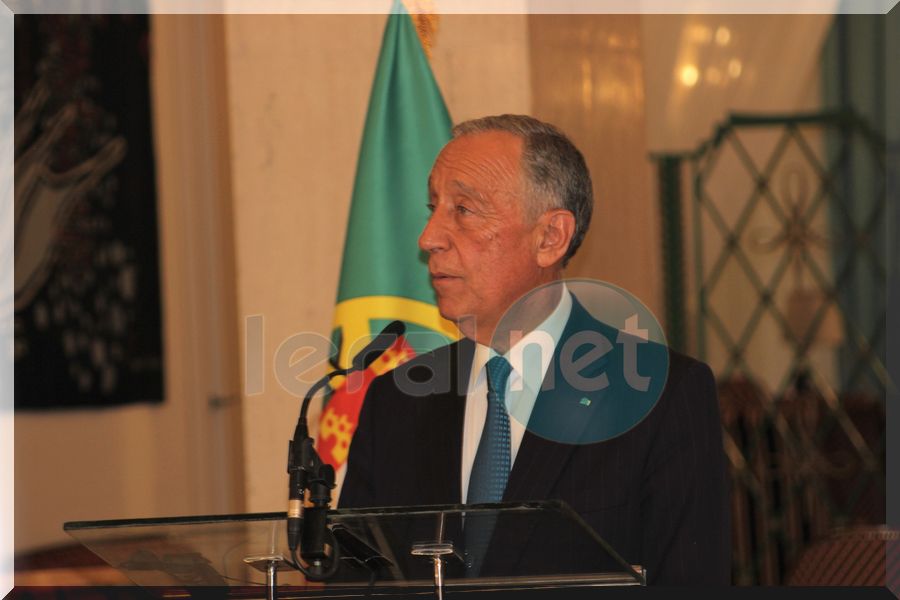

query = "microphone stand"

[284,320,406,584]
[286,371,346,581]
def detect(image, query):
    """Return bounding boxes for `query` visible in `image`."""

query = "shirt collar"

[470,283,572,391]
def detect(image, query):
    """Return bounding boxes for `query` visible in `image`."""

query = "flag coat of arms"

[317,2,458,486]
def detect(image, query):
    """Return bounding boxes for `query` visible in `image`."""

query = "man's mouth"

[430,271,460,283]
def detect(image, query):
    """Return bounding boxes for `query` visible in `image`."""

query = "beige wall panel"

[14,406,191,553]
[225,14,386,512]
[430,14,532,122]
[529,15,662,319]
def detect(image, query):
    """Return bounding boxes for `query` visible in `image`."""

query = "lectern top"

[65,500,644,592]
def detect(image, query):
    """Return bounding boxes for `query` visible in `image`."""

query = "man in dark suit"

[339,114,730,585]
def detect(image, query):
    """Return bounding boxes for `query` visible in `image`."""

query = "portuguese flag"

[317,2,458,480]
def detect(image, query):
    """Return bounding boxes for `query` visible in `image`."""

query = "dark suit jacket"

[340,299,731,585]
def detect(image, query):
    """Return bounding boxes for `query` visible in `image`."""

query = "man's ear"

[535,209,576,268]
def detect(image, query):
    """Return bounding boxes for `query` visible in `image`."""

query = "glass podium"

[65,500,644,599]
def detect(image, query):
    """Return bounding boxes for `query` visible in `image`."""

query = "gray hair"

[452,114,593,267]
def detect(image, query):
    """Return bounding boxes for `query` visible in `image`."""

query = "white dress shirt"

[460,285,572,503]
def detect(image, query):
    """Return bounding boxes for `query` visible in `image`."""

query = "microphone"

[351,320,406,371]
[286,320,406,578]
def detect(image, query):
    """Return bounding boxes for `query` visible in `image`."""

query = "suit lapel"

[489,299,603,575]
[502,297,613,502]
[503,297,581,502]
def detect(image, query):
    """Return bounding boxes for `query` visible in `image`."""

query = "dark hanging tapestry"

[14,15,164,409]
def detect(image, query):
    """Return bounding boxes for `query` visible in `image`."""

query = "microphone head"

[383,320,406,337]
[351,320,406,372]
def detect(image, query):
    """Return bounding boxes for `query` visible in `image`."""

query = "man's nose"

[419,210,450,253]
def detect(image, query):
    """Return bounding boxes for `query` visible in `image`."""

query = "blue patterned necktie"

[467,355,513,504]
[465,355,513,576]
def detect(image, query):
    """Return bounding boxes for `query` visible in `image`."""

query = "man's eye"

[426,202,436,213]
[456,205,473,215]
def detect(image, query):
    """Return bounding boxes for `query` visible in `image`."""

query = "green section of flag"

[336,3,452,305]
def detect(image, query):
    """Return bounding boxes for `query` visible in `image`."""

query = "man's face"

[419,131,545,343]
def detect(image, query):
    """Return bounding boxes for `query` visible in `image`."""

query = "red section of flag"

[317,335,416,469]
